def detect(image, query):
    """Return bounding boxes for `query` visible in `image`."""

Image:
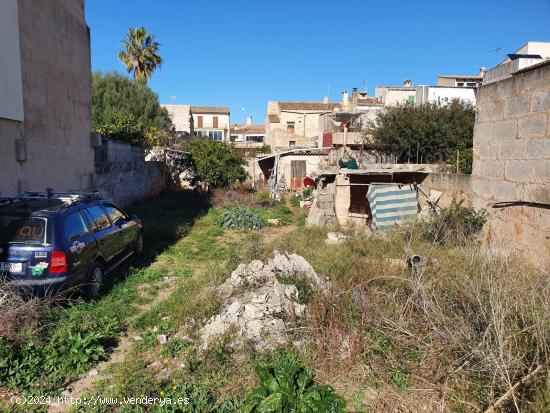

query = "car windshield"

[0,216,48,244]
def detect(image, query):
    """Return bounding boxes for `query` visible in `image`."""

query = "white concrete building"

[415,85,476,106]
[162,104,231,141]
[483,41,550,84]
[230,116,265,148]
[375,80,417,106]
[191,106,230,141]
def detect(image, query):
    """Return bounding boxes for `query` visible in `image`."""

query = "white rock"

[325,232,348,245]
[157,334,168,344]
[87,369,99,377]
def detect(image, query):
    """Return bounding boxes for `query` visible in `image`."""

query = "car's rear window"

[0,216,48,244]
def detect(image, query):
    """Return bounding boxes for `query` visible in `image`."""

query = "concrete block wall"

[472,62,550,268]
[94,160,166,207]
[94,139,167,206]
[472,64,550,205]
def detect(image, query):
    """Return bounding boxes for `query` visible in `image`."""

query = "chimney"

[352,87,358,105]
[246,116,253,125]
[323,96,329,104]
[403,79,412,87]
[479,66,486,77]
[342,91,349,106]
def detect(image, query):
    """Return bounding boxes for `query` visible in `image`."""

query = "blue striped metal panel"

[367,184,418,229]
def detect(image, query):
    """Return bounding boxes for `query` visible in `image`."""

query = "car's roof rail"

[0,189,110,207]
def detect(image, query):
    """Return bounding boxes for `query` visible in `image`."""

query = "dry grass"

[0,285,61,342]
[255,225,549,412]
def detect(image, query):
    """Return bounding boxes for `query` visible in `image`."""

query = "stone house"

[471,57,550,268]
[318,88,384,147]
[230,116,266,147]
[0,0,95,195]
[162,104,231,141]
[265,100,341,151]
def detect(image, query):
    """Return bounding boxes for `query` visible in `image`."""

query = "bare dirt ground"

[48,277,176,413]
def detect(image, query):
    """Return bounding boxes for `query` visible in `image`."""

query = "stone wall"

[0,0,95,195]
[93,140,167,206]
[420,173,473,208]
[472,61,550,268]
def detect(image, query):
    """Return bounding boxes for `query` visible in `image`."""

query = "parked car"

[0,192,143,299]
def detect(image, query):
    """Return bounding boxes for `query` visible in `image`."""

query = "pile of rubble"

[200,251,327,350]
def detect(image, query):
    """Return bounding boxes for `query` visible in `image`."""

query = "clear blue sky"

[85,0,550,124]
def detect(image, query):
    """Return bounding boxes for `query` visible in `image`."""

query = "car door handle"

[70,241,85,254]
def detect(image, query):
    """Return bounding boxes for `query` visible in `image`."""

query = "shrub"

[182,139,248,189]
[240,350,346,413]
[217,208,266,230]
[420,199,487,245]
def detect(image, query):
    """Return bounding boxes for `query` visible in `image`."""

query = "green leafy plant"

[368,100,474,164]
[217,208,266,230]
[162,339,186,358]
[420,199,487,245]
[239,351,346,413]
[181,139,248,188]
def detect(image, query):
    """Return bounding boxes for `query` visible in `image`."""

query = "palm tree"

[118,27,162,83]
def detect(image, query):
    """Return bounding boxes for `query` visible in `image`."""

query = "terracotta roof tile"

[190,106,230,114]
[356,98,383,106]
[278,102,341,111]
[231,124,265,134]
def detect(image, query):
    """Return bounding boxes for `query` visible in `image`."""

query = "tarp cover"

[367,184,418,229]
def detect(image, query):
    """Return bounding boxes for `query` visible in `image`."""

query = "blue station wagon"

[0,192,143,299]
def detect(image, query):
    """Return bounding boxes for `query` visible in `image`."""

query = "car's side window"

[63,212,89,241]
[84,205,111,232]
[102,204,126,226]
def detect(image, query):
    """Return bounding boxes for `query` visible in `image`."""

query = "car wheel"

[86,262,103,300]
[135,232,144,255]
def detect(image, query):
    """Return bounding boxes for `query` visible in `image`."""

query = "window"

[213,116,218,128]
[467,82,476,87]
[287,122,295,133]
[246,135,264,143]
[407,95,415,105]
[289,140,296,147]
[0,216,48,244]
[195,130,222,140]
[84,206,111,232]
[456,82,465,87]
[63,212,88,241]
[197,116,203,128]
[102,204,126,226]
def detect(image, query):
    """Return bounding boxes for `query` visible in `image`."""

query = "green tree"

[118,27,162,83]
[368,100,475,167]
[92,72,172,145]
[181,139,248,188]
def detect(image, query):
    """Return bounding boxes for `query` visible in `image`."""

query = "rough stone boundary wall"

[472,62,550,268]
[93,140,167,206]
[419,173,473,208]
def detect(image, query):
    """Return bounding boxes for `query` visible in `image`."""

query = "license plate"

[0,262,23,272]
